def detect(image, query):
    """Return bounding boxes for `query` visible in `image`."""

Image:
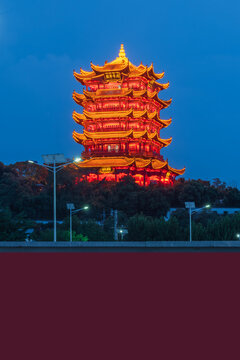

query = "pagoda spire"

[119,44,126,58]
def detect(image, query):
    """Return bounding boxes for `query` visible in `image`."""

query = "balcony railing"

[88,126,155,132]
[82,150,163,161]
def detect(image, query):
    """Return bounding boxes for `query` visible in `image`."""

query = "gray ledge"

[0,240,240,252]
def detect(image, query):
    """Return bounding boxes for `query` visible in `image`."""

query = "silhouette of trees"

[1,161,240,241]
[0,208,34,241]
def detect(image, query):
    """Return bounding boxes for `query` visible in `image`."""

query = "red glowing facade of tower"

[72,45,185,185]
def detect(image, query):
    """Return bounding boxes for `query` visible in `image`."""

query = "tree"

[223,188,240,207]
[192,222,208,241]
[206,214,240,240]
[212,178,226,191]
[32,228,88,241]
[127,215,157,241]
[177,181,205,207]
[164,216,185,241]
[0,208,34,241]
[61,216,112,241]
[10,161,48,185]
[126,215,183,241]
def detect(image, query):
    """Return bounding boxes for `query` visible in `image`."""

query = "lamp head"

[185,202,195,209]
[42,154,66,164]
[66,203,75,210]
[28,160,38,164]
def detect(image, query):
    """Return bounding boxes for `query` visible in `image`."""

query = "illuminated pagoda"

[72,45,185,185]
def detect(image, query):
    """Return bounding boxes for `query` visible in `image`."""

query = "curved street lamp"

[66,204,89,242]
[185,202,211,242]
[28,154,82,242]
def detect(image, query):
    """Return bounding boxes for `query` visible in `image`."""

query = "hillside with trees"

[1,161,240,241]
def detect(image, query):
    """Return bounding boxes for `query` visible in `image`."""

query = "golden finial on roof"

[119,44,126,58]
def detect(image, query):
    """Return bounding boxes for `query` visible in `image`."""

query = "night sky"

[1,0,240,185]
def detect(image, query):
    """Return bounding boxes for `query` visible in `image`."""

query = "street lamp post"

[66,204,89,242]
[29,154,81,242]
[185,202,211,242]
[185,202,195,242]
[53,159,57,242]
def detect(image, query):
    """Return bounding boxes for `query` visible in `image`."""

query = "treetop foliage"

[1,161,240,241]
[0,161,239,221]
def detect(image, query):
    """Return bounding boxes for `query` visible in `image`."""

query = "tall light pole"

[66,204,89,242]
[114,209,118,241]
[185,202,195,242]
[185,202,211,242]
[28,154,81,242]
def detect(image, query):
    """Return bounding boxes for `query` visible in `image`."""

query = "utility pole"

[53,159,57,243]
[114,210,118,241]
[185,202,195,242]
[66,204,89,242]
[189,207,192,242]
[185,202,211,242]
[29,154,82,242]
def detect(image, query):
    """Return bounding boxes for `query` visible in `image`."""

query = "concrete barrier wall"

[1,240,240,252]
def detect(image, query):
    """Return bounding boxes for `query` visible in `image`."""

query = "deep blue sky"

[1,0,240,185]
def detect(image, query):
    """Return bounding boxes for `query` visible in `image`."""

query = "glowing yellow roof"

[75,157,135,168]
[167,165,186,175]
[74,129,133,141]
[74,156,185,175]
[134,158,152,168]
[73,72,104,83]
[72,109,172,128]
[73,129,172,147]
[83,109,133,119]
[148,111,172,127]
[73,88,171,108]
[74,44,165,84]
[151,159,168,170]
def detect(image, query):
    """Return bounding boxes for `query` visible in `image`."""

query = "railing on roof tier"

[82,150,164,161]
[87,126,159,133]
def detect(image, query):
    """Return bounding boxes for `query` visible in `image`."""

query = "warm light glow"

[119,44,126,58]
[74,157,82,163]
[72,45,185,185]
[99,167,113,174]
